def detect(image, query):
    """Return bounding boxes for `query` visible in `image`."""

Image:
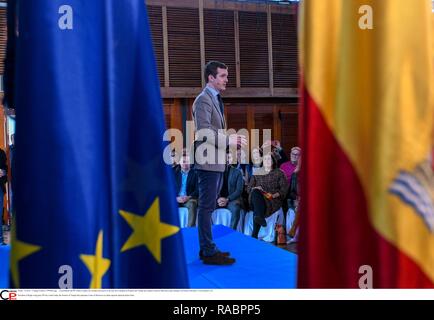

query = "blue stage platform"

[0,245,10,288]
[0,226,297,288]
[182,225,297,288]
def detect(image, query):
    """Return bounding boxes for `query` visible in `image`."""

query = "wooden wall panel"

[238,11,269,87]
[147,2,299,98]
[167,7,202,87]
[280,110,299,152]
[253,105,273,148]
[204,9,236,87]
[147,6,165,87]
[186,98,298,154]
[0,0,6,76]
[225,103,248,131]
[272,13,298,88]
[163,98,174,129]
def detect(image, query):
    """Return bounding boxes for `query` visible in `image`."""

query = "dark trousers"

[251,189,266,238]
[281,194,289,224]
[227,201,241,230]
[196,169,223,256]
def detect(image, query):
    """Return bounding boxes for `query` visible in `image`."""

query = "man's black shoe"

[254,215,267,227]
[199,251,230,260]
[202,252,235,265]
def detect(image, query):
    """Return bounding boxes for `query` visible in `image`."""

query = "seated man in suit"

[174,153,199,227]
[217,151,244,230]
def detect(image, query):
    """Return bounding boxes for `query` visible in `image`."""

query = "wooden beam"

[186,98,194,121]
[267,5,274,95]
[273,105,281,142]
[199,0,205,87]
[147,0,197,8]
[162,6,170,87]
[247,105,255,133]
[234,11,241,88]
[161,87,299,98]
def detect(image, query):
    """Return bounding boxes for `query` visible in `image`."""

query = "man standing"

[192,61,245,265]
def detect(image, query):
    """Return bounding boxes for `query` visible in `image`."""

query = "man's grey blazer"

[192,87,228,172]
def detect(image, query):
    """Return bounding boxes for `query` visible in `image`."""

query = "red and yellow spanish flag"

[298,0,434,287]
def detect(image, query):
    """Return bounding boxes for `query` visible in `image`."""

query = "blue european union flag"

[12,0,188,288]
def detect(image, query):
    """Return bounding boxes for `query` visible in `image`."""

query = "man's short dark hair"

[204,61,227,83]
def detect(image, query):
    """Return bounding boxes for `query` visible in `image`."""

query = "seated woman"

[241,147,263,183]
[238,147,264,212]
[247,152,289,239]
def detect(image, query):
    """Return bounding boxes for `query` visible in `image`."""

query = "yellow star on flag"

[10,226,42,288]
[80,230,111,289]
[119,197,179,263]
